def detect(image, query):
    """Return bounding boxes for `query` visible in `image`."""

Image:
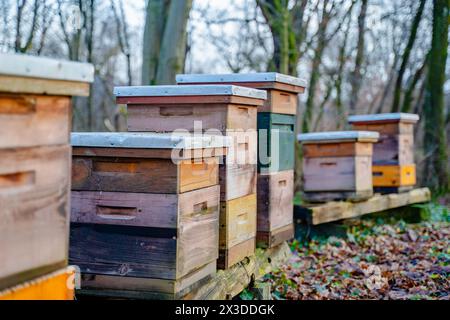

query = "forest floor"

[246,203,450,300]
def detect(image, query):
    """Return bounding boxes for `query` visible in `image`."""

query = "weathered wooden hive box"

[176,73,307,248]
[298,131,379,202]
[176,72,306,115]
[69,133,227,299]
[348,113,419,192]
[115,85,266,270]
[0,53,93,297]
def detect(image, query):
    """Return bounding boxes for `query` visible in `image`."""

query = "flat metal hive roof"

[348,113,420,123]
[0,53,94,83]
[176,72,307,87]
[71,132,231,149]
[114,85,267,100]
[298,131,380,143]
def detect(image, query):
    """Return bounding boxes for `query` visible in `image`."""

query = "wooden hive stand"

[176,73,307,249]
[115,85,267,270]
[70,133,229,299]
[298,131,380,203]
[0,53,93,299]
[348,113,420,194]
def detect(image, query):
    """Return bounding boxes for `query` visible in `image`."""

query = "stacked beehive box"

[115,85,266,269]
[0,53,93,300]
[348,113,420,193]
[69,133,229,298]
[298,131,380,202]
[176,73,306,248]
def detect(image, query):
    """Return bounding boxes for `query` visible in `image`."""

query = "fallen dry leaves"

[263,221,450,300]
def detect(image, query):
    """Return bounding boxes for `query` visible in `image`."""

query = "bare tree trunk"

[142,0,167,85]
[349,0,368,115]
[155,0,193,84]
[401,53,428,113]
[423,0,449,193]
[391,0,426,112]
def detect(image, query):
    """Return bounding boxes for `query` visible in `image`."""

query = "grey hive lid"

[348,113,420,124]
[176,72,307,88]
[298,131,379,144]
[0,53,94,83]
[71,132,231,149]
[113,85,267,100]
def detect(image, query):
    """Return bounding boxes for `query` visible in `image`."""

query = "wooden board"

[218,238,256,270]
[372,134,414,165]
[303,156,373,193]
[303,142,373,158]
[70,186,220,280]
[127,103,257,133]
[0,94,70,149]
[257,224,294,249]
[77,261,216,300]
[261,89,298,114]
[296,188,431,225]
[0,145,70,290]
[0,75,90,97]
[351,122,414,135]
[302,190,374,203]
[72,156,218,194]
[219,194,257,249]
[373,164,416,187]
[219,163,257,201]
[0,267,75,300]
[257,170,294,232]
[186,241,291,300]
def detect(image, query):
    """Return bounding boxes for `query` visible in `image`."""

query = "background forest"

[0,0,448,195]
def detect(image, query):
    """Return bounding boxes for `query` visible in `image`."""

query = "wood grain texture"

[219,163,257,201]
[373,164,416,187]
[261,89,298,114]
[303,156,372,192]
[257,224,294,249]
[257,171,294,232]
[0,145,70,289]
[71,186,219,229]
[72,156,218,194]
[127,103,257,133]
[70,186,220,280]
[187,241,291,299]
[219,194,257,250]
[297,188,431,225]
[218,237,256,270]
[0,75,90,96]
[0,267,74,300]
[0,94,70,149]
[303,190,374,203]
[303,142,373,158]
[351,122,414,135]
[78,262,216,299]
[372,134,414,165]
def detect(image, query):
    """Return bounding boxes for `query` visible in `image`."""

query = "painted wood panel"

[70,186,220,280]
[303,142,373,158]
[0,145,70,290]
[373,165,416,187]
[0,94,70,149]
[257,223,294,249]
[218,237,256,270]
[72,156,218,194]
[219,194,257,249]
[219,163,257,201]
[261,89,298,114]
[257,171,294,232]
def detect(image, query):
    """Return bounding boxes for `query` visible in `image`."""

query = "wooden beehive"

[0,53,93,292]
[298,131,379,202]
[115,85,265,269]
[176,73,307,115]
[349,113,419,192]
[257,170,294,248]
[69,133,227,298]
